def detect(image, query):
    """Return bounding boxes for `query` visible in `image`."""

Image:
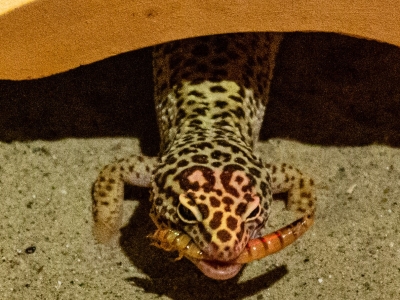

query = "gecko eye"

[246,205,260,221]
[178,204,198,224]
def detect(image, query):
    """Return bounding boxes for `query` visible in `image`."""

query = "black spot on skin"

[209,211,223,229]
[217,230,232,242]
[178,148,194,156]
[299,178,305,189]
[210,85,227,93]
[210,242,220,252]
[165,155,178,165]
[175,109,187,125]
[191,78,205,85]
[199,223,212,243]
[193,107,207,116]
[176,99,184,108]
[210,196,221,207]
[244,193,253,202]
[155,197,163,206]
[226,216,238,231]
[192,154,208,164]
[247,126,253,138]
[301,192,311,198]
[216,140,241,154]
[236,223,245,241]
[241,175,255,193]
[211,150,222,160]
[212,112,232,120]
[177,160,189,168]
[212,162,222,168]
[260,181,268,197]
[222,197,234,212]
[211,150,232,162]
[198,203,210,219]
[235,202,247,216]
[235,176,244,184]
[215,120,230,128]
[228,95,243,103]
[231,107,245,119]
[188,90,206,98]
[194,142,213,150]
[234,157,247,165]
[165,186,179,204]
[249,167,261,178]
[215,100,228,109]
[189,119,203,126]
[158,168,178,191]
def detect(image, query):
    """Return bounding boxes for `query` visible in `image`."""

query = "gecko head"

[171,165,269,280]
[151,150,272,280]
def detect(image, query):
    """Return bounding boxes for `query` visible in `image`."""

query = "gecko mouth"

[187,257,243,280]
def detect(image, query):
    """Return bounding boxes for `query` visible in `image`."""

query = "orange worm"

[149,211,314,263]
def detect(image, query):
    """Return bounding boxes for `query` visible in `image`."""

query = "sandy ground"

[0,33,399,299]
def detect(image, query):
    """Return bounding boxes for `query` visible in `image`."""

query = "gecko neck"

[158,80,266,155]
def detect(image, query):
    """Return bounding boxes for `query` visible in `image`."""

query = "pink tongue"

[195,260,243,280]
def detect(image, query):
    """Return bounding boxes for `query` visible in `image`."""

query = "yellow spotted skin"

[92,33,316,280]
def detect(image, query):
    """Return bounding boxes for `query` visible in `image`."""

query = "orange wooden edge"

[0,0,399,80]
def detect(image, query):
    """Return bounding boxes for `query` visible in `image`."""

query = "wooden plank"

[0,0,399,79]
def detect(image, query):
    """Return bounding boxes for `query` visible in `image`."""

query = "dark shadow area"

[120,185,288,299]
[261,32,400,146]
[0,32,399,148]
[0,46,159,156]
